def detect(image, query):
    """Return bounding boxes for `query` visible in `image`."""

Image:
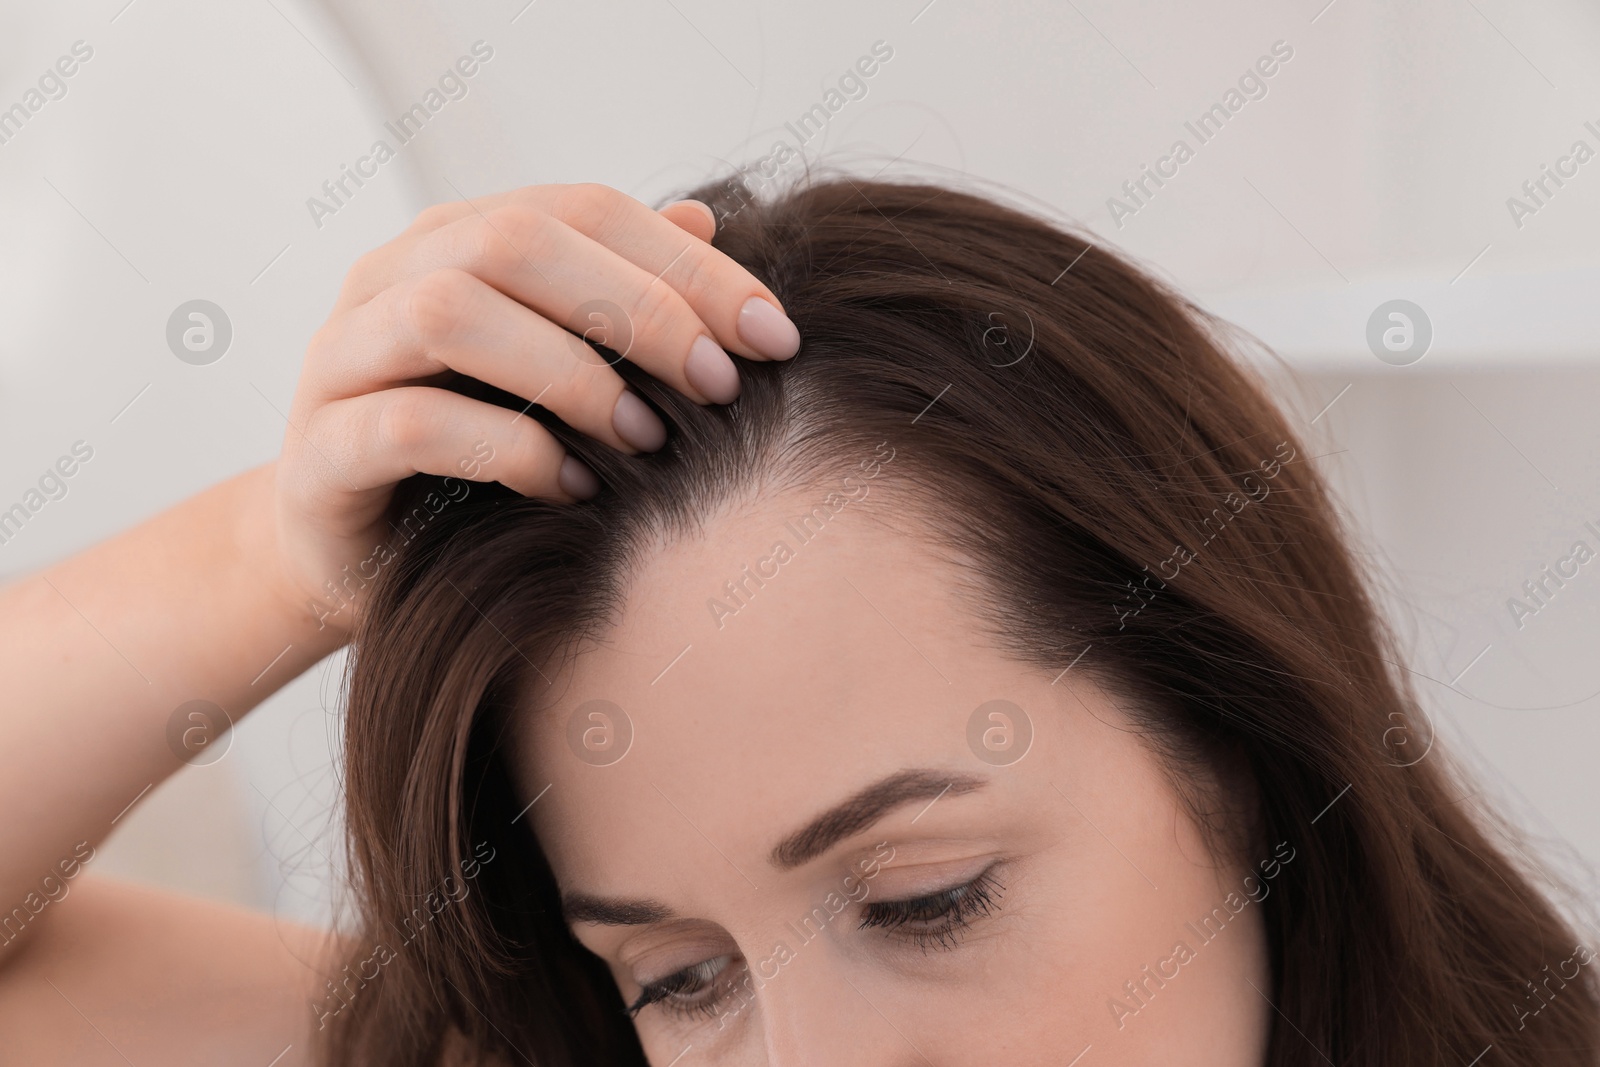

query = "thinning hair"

[323,169,1600,1066]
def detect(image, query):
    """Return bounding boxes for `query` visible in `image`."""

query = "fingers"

[659,199,717,243]
[295,182,800,518]
[340,184,799,376]
[529,183,799,363]
[309,386,600,503]
[304,269,669,454]
[385,207,750,404]
[401,188,717,245]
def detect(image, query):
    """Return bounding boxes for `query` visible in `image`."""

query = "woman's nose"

[747,954,933,1067]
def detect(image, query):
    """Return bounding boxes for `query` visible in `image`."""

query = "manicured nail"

[612,390,668,452]
[685,334,741,404]
[558,454,601,500]
[666,198,717,233]
[737,296,800,360]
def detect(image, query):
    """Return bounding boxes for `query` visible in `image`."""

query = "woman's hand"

[0,182,796,1057]
[269,183,800,636]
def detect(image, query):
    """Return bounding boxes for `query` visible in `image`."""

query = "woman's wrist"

[232,459,355,660]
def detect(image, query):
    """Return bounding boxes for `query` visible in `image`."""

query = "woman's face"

[521,484,1272,1066]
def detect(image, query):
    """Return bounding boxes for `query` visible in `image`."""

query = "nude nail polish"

[737,297,801,360]
[558,455,601,500]
[613,390,668,451]
[685,335,741,404]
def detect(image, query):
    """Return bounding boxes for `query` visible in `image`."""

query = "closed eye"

[858,863,1006,951]
[626,954,739,1020]
[625,865,1007,1024]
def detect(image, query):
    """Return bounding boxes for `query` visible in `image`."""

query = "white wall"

[2,0,1595,927]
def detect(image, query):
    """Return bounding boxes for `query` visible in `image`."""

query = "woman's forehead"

[525,487,1007,770]
[513,489,1155,882]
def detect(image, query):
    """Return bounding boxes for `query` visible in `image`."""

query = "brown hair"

[322,170,1600,1066]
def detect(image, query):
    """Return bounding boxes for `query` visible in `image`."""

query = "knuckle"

[666,254,718,310]
[376,391,440,455]
[629,280,690,350]
[552,355,616,412]
[411,201,459,232]
[303,319,336,366]
[507,183,560,215]
[402,269,478,346]
[473,205,555,275]
[567,181,614,201]
[300,322,347,394]
[301,406,354,472]
[343,247,387,294]
[552,182,628,234]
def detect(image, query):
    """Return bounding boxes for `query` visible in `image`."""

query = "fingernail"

[737,296,800,360]
[666,198,717,232]
[558,454,601,500]
[612,390,668,452]
[685,335,741,404]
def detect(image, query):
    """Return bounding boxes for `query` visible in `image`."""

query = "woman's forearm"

[0,460,345,934]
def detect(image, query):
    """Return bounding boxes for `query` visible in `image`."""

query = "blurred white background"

[1,0,1597,929]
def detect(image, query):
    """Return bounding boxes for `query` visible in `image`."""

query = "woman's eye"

[627,954,742,1021]
[857,866,1005,951]
[624,868,1005,1024]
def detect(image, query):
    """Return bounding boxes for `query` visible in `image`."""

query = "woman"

[0,174,1594,1066]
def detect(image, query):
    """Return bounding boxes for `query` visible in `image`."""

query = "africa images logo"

[305,41,495,229]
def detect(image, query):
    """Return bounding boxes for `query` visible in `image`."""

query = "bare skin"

[0,181,1272,1063]
[519,489,1273,1065]
[0,185,797,1064]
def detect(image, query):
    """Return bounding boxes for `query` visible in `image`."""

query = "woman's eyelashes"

[858,863,1005,952]
[626,954,737,1020]
[626,865,1007,1021]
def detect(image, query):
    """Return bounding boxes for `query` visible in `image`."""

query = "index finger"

[412,182,800,363]
[505,183,802,363]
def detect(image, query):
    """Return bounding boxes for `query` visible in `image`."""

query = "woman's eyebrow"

[563,894,675,927]
[767,768,987,870]
[560,770,986,927]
